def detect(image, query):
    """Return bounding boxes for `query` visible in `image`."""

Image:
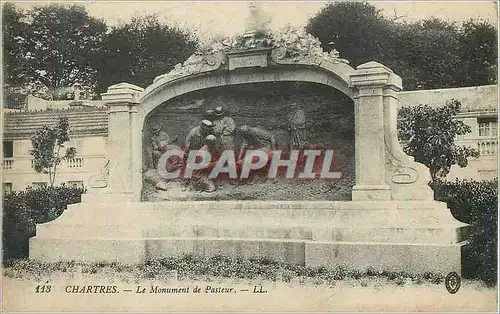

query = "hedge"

[431,179,498,285]
[2,184,85,263]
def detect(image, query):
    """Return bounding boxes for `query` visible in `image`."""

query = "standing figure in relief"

[182,120,214,190]
[151,124,176,168]
[286,102,307,150]
[237,125,276,156]
[212,106,236,151]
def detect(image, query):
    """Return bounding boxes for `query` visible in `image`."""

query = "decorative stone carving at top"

[153,49,227,83]
[270,25,349,66]
[152,5,349,84]
[244,2,272,35]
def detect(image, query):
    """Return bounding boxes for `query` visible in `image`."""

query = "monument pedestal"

[81,192,137,203]
[30,200,468,275]
[28,53,468,277]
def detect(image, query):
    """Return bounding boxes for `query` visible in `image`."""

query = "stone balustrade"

[2,156,103,172]
[67,157,84,168]
[478,139,498,156]
[2,158,14,170]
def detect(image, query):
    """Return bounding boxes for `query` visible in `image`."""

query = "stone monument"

[29,6,468,277]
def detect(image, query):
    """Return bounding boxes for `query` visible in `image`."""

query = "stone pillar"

[96,83,144,201]
[129,102,143,200]
[350,62,394,200]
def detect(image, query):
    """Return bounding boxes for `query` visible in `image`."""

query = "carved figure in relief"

[212,106,236,151]
[286,102,307,150]
[151,124,177,168]
[185,120,214,152]
[237,125,276,156]
[204,109,215,122]
[237,125,276,184]
[190,135,219,193]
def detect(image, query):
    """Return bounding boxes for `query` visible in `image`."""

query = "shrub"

[398,100,479,181]
[431,179,498,285]
[2,193,35,261]
[2,185,86,263]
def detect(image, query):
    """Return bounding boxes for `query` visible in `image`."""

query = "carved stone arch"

[100,46,433,202]
[131,57,358,199]
[138,61,357,123]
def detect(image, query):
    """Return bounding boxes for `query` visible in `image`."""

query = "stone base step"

[70,200,450,211]
[38,200,467,244]
[30,200,468,275]
[61,200,459,227]
[36,222,469,245]
[29,236,464,275]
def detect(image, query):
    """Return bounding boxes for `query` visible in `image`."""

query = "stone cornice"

[101,83,144,105]
[349,61,402,91]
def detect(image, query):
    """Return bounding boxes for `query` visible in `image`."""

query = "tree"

[25,4,107,91]
[398,99,480,181]
[305,2,391,67]
[97,14,198,92]
[2,3,107,108]
[306,2,497,90]
[30,117,77,186]
[457,19,498,86]
[2,3,29,87]
[2,3,34,109]
[393,18,463,90]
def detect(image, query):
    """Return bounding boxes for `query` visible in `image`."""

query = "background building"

[2,98,108,193]
[398,84,498,181]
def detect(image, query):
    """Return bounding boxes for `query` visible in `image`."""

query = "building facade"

[398,84,498,181]
[2,105,108,193]
[2,84,498,194]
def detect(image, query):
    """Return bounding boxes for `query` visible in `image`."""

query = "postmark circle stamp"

[445,272,461,294]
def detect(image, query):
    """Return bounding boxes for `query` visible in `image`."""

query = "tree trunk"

[51,164,57,187]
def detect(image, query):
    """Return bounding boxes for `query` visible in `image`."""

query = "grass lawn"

[2,255,497,312]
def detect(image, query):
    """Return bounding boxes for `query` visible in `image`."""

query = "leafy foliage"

[3,3,29,87]
[306,2,390,66]
[30,117,77,186]
[97,14,198,92]
[2,185,85,263]
[4,2,496,107]
[431,179,498,285]
[3,4,107,106]
[24,4,106,90]
[3,5,198,107]
[457,19,498,85]
[22,184,85,224]
[306,2,497,90]
[397,99,479,180]
[393,19,462,89]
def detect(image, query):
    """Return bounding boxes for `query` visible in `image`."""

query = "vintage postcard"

[1,1,498,312]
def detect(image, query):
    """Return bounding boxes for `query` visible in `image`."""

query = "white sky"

[9,1,499,38]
